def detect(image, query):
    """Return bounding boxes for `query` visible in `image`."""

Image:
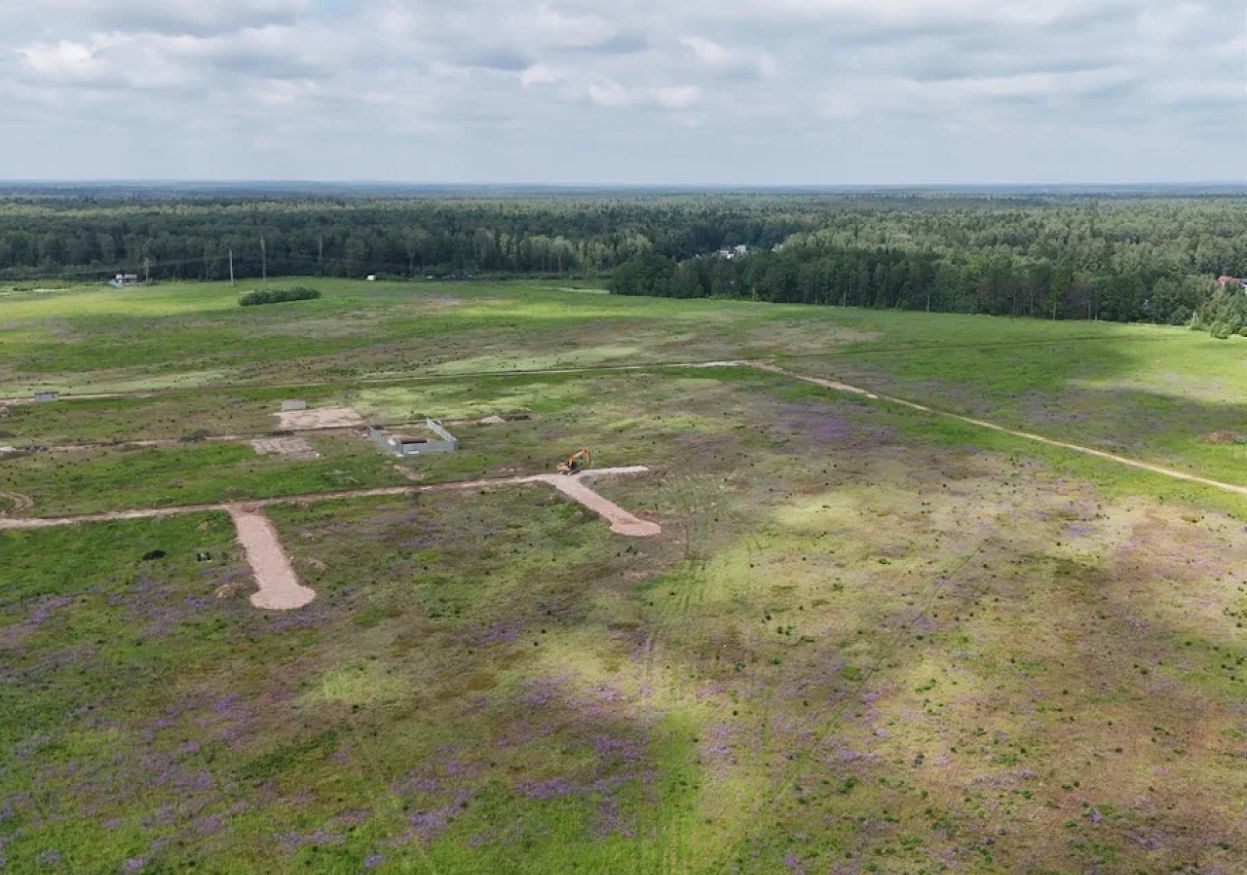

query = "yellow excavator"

[557,448,591,475]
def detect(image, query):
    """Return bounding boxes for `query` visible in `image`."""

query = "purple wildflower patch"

[592,734,644,762]
[466,620,523,646]
[518,675,566,707]
[517,777,576,800]
[193,814,223,836]
[590,795,635,840]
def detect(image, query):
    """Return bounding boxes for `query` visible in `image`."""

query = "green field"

[4,279,1247,872]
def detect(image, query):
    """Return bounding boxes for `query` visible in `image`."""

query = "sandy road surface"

[227,505,317,610]
[527,470,662,537]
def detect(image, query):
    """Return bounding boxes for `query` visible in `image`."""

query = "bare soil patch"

[276,406,365,431]
[250,436,320,460]
[1202,430,1243,445]
[226,505,316,610]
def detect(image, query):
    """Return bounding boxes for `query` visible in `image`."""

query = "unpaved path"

[527,469,662,537]
[0,468,659,611]
[227,505,317,610]
[743,360,879,399]
[0,467,658,530]
[745,362,1247,500]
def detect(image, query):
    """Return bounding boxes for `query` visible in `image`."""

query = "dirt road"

[0,467,659,531]
[527,469,662,537]
[0,467,660,611]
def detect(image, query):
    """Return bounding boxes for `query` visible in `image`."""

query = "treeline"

[0,196,808,281]
[0,190,1244,330]
[612,243,1212,326]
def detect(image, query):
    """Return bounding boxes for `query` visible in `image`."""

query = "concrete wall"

[369,419,458,456]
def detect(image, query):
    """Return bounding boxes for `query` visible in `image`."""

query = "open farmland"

[5,279,1247,872]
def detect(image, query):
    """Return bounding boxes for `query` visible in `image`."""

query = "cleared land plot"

[6,280,1247,872]
[2,279,1244,490]
[6,363,1247,871]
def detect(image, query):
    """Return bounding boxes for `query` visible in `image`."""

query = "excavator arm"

[557,448,591,475]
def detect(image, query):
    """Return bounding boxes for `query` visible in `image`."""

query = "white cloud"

[1,0,1243,182]
[679,35,777,78]
[20,40,101,78]
[588,81,701,110]
[36,0,314,34]
[521,63,563,86]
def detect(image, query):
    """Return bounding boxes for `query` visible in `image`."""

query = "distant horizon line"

[1,179,1245,191]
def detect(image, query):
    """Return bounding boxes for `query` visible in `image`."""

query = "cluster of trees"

[613,242,1213,326]
[1191,283,1247,337]
[0,187,1243,330]
[607,196,1247,330]
[0,194,808,282]
[238,286,321,306]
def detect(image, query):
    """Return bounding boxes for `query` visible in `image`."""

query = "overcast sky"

[2,0,1243,184]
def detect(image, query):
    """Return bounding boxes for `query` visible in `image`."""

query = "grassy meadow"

[4,278,1247,872]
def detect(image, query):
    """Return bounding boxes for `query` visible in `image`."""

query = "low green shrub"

[238,286,321,306]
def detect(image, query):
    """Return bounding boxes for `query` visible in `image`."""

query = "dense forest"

[1,187,1245,330]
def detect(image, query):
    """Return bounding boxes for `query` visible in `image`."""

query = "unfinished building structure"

[369,419,459,456]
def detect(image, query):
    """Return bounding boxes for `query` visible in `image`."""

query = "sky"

[1,0,1244,185]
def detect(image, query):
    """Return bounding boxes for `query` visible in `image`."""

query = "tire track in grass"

[0,491,33,515]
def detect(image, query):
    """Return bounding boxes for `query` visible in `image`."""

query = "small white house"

[366,274,377,282]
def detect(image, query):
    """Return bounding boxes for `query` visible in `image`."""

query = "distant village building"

[110,273,140,288]
[716,244,749,260]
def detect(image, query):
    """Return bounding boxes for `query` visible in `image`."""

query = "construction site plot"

[6,279,1247,873]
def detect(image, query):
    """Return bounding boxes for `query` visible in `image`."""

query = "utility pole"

[144,257,150,285]
[260,236,267,283]
[228,248,235,287]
